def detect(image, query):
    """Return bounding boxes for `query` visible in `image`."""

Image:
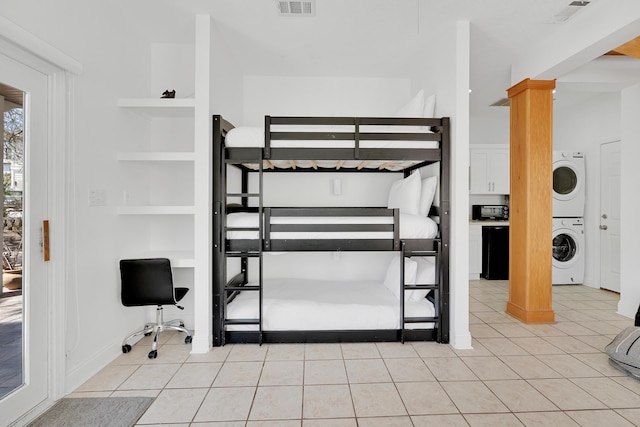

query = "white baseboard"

[191,335,211,354]
[64,339,123,395]
[449,330,473,350]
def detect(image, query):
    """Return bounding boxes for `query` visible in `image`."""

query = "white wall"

[243,75,413,126]
[470,115,509,145]
[211,21,243,125]
[234,21,470,348]
[0,0,156,392]
[553,92,621,288]
[619,83,640,317]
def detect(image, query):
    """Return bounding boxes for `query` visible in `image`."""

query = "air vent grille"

[546,1,590,24]
[278,1,315,16]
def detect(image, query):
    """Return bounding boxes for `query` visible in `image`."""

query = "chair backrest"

[120,258,177,307]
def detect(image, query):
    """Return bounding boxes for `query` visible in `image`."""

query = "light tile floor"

[69,280,640,426]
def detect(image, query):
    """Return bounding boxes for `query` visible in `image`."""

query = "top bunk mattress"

[225,125,439,149]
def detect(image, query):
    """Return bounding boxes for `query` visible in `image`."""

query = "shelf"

[120,251,195,268]
[117,152,196,161]
[117,206,195,215]
[118,98,195,118]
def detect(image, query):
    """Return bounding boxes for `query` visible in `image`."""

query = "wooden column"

[506,78,555,323]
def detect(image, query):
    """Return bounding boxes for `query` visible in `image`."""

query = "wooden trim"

[507,78,556,99]
[506,302,555,323]
[607,36,640,59]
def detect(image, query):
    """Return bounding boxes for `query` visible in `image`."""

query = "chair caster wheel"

[122,344,132,353]
[144,332,152,336]
[185,336,192,344]
[180,322,185,327]
[148,350,158,359]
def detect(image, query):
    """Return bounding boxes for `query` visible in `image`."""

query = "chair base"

[122,305,192,359]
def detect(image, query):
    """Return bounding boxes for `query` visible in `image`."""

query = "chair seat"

[175,287,189,303]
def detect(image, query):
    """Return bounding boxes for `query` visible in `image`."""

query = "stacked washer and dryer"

[552,151,586,285]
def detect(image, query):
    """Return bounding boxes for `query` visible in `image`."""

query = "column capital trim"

[508,78,556,98]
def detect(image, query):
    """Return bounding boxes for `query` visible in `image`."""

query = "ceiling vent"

[277,1,315,16]
[546,1,590,24]
[490,98,511,107]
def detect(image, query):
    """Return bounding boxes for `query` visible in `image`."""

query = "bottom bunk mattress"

[226,278,435,331]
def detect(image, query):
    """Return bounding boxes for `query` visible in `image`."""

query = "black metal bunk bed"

[213,115,450,346]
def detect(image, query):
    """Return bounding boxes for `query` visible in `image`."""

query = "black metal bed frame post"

[264,116,271,159]
[212,115,224,346]
[258,155,264,345]
[439,117,451,343]
[241,168,249,286]
[400,240,406,343]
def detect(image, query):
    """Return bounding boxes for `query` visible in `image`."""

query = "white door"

[600,141,621,292]
[0,52,49,423]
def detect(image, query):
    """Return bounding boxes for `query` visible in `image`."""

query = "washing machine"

[553,151,585,218]
[552,217,585,285]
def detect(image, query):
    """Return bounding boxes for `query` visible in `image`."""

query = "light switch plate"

[88,189,106,207]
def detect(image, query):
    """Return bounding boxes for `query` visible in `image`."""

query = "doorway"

[599,140,621,292]
[0,53,50,423]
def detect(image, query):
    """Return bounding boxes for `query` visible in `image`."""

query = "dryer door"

[553,160,579,202]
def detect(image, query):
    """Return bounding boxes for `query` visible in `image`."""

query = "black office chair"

[120,258,192,359]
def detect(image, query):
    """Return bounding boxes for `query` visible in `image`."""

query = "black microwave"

[472,205,509,221]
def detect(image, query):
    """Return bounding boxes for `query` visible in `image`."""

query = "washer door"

[553,160,579,201]
[552,231,579,268]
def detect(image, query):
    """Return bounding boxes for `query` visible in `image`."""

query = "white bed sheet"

[226,278,435,331]
[225,126,438,149]
[226,212,438,240]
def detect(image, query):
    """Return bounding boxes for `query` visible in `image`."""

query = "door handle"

[602,214,608,219]
[600,224,608,230]
[42,220,50,261]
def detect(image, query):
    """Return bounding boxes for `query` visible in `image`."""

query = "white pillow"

[388,172,422,216]
[409,257,436,301]
[399,214,438,239]
[418,175,438,217]
[423,93,436,118]
[395,89,425,118]
[384,256,417,299]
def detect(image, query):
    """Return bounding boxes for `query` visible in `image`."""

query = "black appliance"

[472,204,509,221]
[481,226,509,280]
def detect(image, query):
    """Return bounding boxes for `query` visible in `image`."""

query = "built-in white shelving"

[115,16,212,351]
[117,98,195,118]
[116,206,195,215]
[121,251,195,268]
[117,97,196,268]
[117,152,196,162]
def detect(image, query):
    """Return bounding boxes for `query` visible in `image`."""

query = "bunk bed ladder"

[223,159,265,345]
[400,240,441,343]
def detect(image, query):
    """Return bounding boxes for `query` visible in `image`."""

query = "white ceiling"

[117,0,640,118]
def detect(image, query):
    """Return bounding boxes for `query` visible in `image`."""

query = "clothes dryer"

[553,151,585,218]
[552,217,585,285]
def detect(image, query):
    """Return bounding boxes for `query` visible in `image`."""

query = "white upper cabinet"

[470,145,510,195]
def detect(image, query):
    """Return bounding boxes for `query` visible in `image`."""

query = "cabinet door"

[470,150,490,194]
[489,149,510,194]
[469,224,483,278]
[470,147,510,194]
